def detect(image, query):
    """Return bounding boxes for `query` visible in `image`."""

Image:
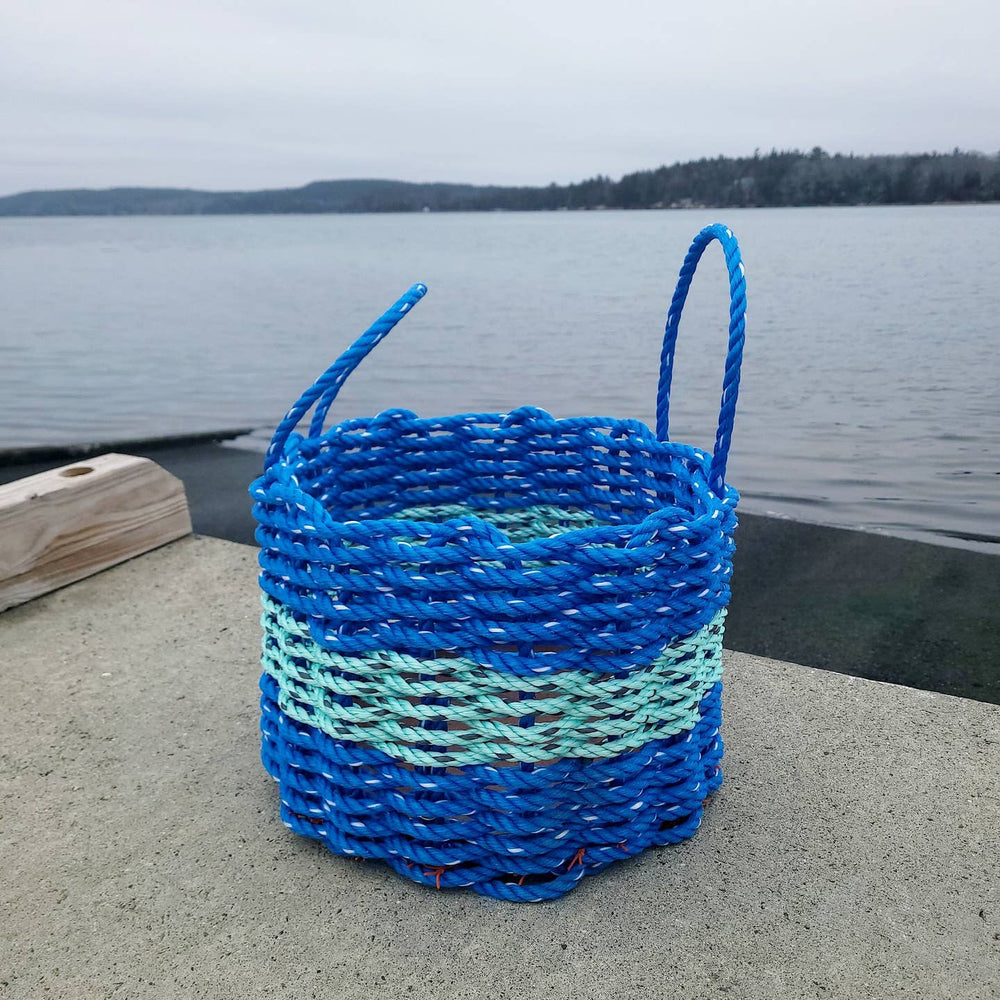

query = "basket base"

[260,675,723,902]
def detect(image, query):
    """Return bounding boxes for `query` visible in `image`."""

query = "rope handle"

[267,225,747,490]
[265,283,428,470]
[656,223,747,495]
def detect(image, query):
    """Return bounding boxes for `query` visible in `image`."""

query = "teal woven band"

[261,593,725,768]
[388,502,612,539]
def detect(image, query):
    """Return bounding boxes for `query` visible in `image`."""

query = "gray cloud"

[2,0,998,195]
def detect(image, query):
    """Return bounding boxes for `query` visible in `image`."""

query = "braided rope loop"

[264,282,428,471]
[656,223,747,495]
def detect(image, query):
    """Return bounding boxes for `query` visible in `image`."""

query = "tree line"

[476,148,1000,211]
[1,149,997,216]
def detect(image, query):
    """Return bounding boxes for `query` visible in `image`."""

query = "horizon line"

[3,146,998,200]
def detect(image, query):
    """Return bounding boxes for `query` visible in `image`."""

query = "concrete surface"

[2,536,999,998]
[4,439,998,705]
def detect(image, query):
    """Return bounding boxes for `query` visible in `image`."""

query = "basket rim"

[295,406,700,452]
[252,406,739,554]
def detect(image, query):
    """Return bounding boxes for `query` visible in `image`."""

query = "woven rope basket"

[251,223,747,901]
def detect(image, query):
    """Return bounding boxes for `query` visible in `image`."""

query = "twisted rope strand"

[260,675,724,902]
[252,225,747,900]
[656,223,747,494]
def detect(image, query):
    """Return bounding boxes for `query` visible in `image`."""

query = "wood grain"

[0,453,192,612]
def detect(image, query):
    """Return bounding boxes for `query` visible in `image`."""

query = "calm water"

[1,207,997,551]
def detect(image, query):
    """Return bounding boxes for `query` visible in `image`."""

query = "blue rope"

[251,430,737,673]
[264,282,428,471]
[251,226,748,900]
[656,223,747,495]
[259,673,723,903]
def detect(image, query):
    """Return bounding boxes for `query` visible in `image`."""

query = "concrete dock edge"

[2,536,998,998]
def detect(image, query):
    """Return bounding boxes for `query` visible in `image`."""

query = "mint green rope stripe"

[264,633,719,728]
[375,503,613,543]
[260,595,724,768]
[262,595,716,697]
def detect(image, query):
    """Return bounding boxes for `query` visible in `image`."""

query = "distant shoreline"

[2,148,998,217]
[2,203,999,221]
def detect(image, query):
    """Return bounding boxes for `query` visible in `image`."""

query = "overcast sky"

[1,0,998,196]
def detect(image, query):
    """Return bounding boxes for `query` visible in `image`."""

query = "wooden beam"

[0,453,192,612]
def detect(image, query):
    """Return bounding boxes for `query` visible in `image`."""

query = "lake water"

[0,206,997,552]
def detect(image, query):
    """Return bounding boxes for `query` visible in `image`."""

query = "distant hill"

[2,150,998,216]
[0,186,222,216]
[0,179,528,217]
